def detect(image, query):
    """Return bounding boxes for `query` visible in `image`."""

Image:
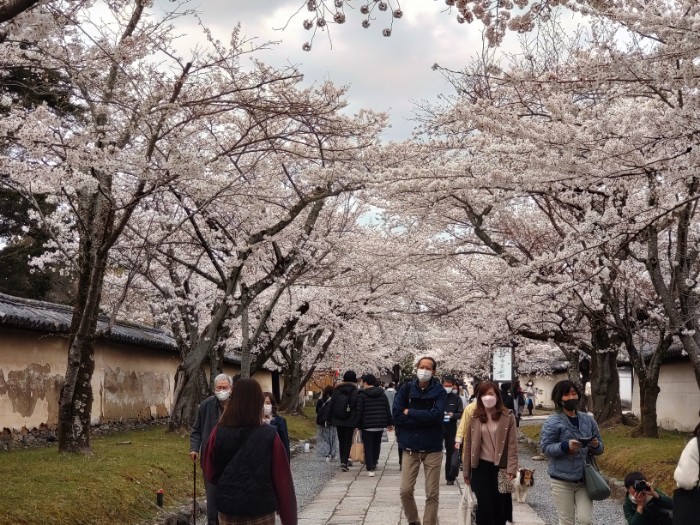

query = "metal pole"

[193,461,197,524]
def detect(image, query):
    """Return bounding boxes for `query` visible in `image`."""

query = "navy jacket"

[270,415,291,463]
[443,391,464,434]
[392,378,447,453]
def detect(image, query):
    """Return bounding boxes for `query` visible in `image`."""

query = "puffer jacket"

[357,386,393,430]
[540,411,605,482]
[392,378,447,453]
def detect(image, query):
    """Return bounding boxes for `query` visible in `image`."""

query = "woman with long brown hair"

[203,379,297,525]
[462,381,518,525]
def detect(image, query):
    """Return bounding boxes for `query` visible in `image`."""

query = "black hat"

[343,370,357,383]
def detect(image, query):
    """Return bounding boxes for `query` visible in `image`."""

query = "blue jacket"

[540,411,605,482]
[392,378,447,453]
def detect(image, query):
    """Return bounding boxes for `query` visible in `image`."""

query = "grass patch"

[521,423,688,493]
[283,404,318,441]
[0,407,321,525]
[0,427,205,525]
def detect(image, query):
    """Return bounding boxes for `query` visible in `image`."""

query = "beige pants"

[400,450,442,525]
[550,478,593,525]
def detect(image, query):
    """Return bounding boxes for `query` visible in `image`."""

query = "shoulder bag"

[584,453,611,500]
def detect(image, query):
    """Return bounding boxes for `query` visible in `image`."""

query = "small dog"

[514,468,535,503]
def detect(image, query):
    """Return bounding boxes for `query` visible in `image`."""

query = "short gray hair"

[214,373,232,386]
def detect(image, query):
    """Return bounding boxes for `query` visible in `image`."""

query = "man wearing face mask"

[189,373,233,525]
[442,375,463,485]
[393,356,448,525]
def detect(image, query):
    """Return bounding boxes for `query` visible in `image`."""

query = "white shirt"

[674,437,700,490]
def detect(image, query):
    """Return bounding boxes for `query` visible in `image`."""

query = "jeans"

[361,430,383,471]
[550,478,593,525]
[400,450,442,525]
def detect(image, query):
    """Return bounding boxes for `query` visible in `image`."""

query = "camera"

[633,479,650,492]
[578,437,592,447]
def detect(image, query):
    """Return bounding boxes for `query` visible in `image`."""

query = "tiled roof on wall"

[0,292,242,365]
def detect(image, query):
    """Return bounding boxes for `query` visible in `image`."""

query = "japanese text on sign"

[492,346,513,382]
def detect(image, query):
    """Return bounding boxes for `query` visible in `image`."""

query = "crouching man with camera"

[623,472,673,525]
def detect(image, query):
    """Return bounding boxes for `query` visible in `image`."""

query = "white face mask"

[215,390,231,402]
[263,404,273,416]
[416,369,432,382]
[453,389,459,395]
[445,386,452,393]
[482,395,497,408]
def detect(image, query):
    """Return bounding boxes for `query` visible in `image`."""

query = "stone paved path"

[297,434,545,525]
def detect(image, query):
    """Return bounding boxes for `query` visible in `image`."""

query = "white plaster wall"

[520,372,568,409]
[0,329,66,430]
[631,360,700,432]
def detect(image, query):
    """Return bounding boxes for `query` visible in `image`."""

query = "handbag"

[457,486,478,525]
[498,469,515,494]
[381,428,389,442]
[584,454,611,500]
[349,429,365,464]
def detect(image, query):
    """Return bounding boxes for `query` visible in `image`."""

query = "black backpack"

[316,399,332,425]
[332,390,353,420]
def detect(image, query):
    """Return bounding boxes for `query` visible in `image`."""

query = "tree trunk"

[633,378,660,438]
[168,364,209,431]
[57,188,113,453]
[279,361,304,414]
[587,313,623,426]
[590,350,623,426]
[278,336,305,414]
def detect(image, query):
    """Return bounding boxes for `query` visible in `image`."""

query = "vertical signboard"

[492,345,513,382]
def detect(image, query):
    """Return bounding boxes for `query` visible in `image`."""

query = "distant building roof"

[0,292,241,365]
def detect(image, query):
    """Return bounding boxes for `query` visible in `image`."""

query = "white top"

[674,437,700,490]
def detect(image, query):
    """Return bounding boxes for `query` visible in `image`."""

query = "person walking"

[442,375,464,485]
[672,412,700,525]
[385,382,397,408]
[327,370,360,471]
[263,392,290,463]
[202,378,297,525]
[525,381,536,416]
[393,356,447,525]
[189,373,233,525]
[315,385,338,462]
[540,380,605,525]
[356,373,394,476]
[462,381,518,525]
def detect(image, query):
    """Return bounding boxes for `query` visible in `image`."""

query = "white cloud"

[153,1,581,140]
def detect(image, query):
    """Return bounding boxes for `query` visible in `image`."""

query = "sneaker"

[368,471,375,477]
[325,456,330,462]
[341,463,349,472]
[348,460,353,467]
[446,479,455,485]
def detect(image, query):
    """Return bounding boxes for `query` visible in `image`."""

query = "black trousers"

[673,487,700,525]
[443,429,457,481]
[361,430,383,471]
[336,426,354,465]
[471,459,513,525]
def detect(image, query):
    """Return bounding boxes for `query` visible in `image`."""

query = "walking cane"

[193,460,197,524]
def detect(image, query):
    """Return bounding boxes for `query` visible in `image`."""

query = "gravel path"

[518,432,626,525]
[290,448,338,510]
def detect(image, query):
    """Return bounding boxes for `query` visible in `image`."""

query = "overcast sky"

[168,1,519,141]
